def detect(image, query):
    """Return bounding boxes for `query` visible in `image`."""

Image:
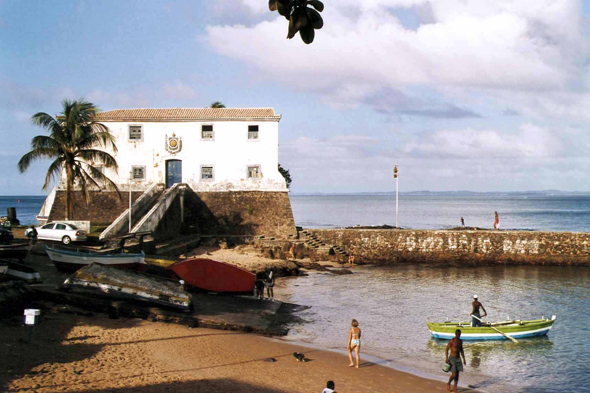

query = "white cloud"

[403,124,563,159]
[206,1,589,114]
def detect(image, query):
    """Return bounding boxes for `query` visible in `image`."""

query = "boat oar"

[471,315,518,343]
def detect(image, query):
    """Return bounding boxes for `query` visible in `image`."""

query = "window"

[132,166,146,180]
[55,224,66,230]
[247,165,261,179]
[201,166,214,181]
[248,125,259,140]
[201,125,214,140]
[129,125,143,141]
[42,223,55,230]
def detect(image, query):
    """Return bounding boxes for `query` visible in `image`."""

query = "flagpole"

[129,171,132,233]
[394,165,399,228]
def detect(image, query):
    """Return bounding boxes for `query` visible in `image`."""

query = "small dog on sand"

[293,352,306,362]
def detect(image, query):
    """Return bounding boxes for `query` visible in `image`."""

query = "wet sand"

[1,312,476,393]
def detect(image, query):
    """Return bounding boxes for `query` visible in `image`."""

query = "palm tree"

[18,99,120,220]
[210,101,226,108]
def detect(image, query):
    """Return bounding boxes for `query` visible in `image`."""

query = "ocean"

[290,194,590,232]
[0,196,46,225]
[285,194,590,393]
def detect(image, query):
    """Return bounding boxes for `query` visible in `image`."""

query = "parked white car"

[25,222,87,245]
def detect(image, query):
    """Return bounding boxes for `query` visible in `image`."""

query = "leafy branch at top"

[269,0,324,44]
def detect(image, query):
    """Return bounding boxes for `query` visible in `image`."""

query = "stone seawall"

[48,191,143,226]
[308,229,590,266]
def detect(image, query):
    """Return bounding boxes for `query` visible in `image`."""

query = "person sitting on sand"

[445,329,466,393]
[322,380,336,393]
[347,319,361,368]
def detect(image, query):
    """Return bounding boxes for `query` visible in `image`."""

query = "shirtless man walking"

[445,329,466,393]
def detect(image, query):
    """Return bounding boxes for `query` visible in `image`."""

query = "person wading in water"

[470,295,487,327]
[445,329,466,393]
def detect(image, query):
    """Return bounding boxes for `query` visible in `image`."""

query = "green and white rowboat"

[427,316,557,341]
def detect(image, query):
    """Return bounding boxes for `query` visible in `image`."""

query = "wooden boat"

[62,263,191,310]
[0,259,42,284]
[0,243,30,261]
[46,245,146,272]
[427,316,557,340]
[167,258,255,293]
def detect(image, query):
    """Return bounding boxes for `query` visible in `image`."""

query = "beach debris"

[264,357,277,362]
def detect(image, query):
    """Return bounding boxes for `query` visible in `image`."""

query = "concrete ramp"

[131,183,184,236]
[99,183,164,240]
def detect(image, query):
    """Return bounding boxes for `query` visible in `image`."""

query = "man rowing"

[445,329,466,393]
[470,294,487,327]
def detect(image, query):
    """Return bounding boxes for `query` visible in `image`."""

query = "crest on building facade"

[165,133,182,154]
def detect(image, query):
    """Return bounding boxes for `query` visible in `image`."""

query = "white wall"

[88,119,287,192]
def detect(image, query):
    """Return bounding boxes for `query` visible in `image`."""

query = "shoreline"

[270,336,486,393]
[0,312,482,392]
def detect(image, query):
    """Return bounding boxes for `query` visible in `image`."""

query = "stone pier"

[307,229,590,266]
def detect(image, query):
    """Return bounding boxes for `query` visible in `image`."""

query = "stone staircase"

[299,229,348,256]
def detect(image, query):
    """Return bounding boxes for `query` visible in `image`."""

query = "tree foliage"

[269,0,324,44]
[18,99,120,220]
[278,164,292,189]
[210,101,226,108]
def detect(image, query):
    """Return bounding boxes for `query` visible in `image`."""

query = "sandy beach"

[0,240,482,392]
[1,312,472,393]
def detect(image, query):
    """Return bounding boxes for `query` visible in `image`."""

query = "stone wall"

[185,191,297,238]
[47,189,297,239]
[48,191,142,226]
[308,229,590,266]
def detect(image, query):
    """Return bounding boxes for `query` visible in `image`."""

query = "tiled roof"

[92,108,281,121]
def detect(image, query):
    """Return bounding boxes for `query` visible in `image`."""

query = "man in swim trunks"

[445,329,466,393]
[470,294,487,327]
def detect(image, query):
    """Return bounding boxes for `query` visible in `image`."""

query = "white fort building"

[40,108,296,239]
[94,108,287,191]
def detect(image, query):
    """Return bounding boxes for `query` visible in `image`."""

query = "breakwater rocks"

[308,229,590,266]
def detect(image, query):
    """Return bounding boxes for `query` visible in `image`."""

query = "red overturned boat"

[167,258,255,293]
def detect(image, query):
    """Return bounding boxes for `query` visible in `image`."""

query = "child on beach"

[322,380,336,393]
[347,319,361,368]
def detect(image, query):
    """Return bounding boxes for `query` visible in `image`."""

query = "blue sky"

[2,0,590,195]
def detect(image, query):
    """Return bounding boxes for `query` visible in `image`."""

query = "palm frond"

[76,149,119,171]
[43,158,64,190]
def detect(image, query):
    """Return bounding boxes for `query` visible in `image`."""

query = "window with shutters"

[201,124,214,140]
[247,165,261,179]
[128,125,143,141]
[132,166,145,180]
[201,166,214,181]
[248,125,259,140]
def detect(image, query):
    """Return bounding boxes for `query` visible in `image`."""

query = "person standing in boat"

[445,329,466,393]
[470,295,487,327]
